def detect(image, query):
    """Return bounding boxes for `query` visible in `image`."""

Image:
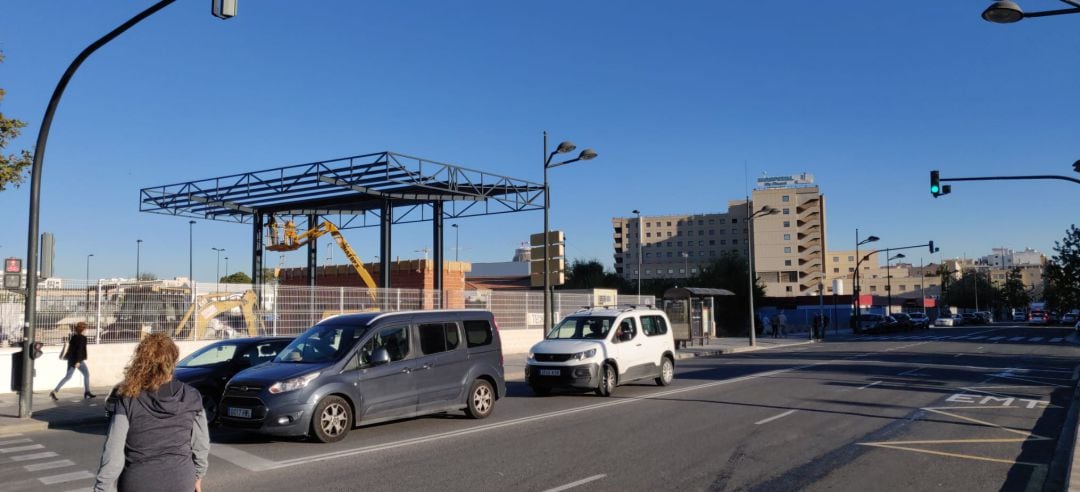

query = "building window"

[699,231,704,236]
[848,267,854,272]
[720,219,726,224]
[698,240,704,246]
[666,221,672,226]
[783,221,791,227]
[848,255,854,261]
[698,251,705,257]
[783,208,790,215]
[869,286,877,292]
[785,260,792,266]
[732,239,738,245]
[679,268,685,274]
[646,232,651,238]
[709,240,716,245]
[645,269,651,275]
[667,269,673,274]
[833,256,839,262]
[732,218,738,223]
[719,230,726,235]
[785,286,793,292]
[720,240,727,245]
[784,247,792,253]
[677,241,682,247]
[784,234,791,240]
[698,220,704,226]
[731,228,738,234]
[709,251,716,257]
[900,285,907,291]
[645,222,651,227]
[667,232,673,237]
[782,195,790,202]
[666,242,672,247]
[691,268,698,274]
[708,219,715,225]
[833,268,840,273]
[666,252,673,258]
[709,230,715,235]
[645,253,651,258]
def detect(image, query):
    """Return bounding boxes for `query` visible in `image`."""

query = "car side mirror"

[370,347,391,366]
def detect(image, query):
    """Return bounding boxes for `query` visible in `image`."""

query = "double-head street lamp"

[886,253,906,314]
[17,0,237,419]
[853,231,880,330]
[135,239,143,280]
[747,205,780,347]
[632,209,642,298]
[212,247,225,293]
[982,0,1080,23]
[543,133,598,333]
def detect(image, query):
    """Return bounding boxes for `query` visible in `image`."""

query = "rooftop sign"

[756,172,814,189]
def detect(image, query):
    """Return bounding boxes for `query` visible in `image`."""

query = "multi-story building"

[612,201,750,281]
[749,174,826,296]
[612,172,826,297]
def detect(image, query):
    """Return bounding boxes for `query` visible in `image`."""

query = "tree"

[1000,267,1030,311]
[137,272,158,281]
[943,270,998,311]
[1044,224,1080,313]
[562,259,622,290]
[0,51,33,192]
[221,271,253,284]
[690,252,765,336]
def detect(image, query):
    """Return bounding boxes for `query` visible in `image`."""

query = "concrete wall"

[0,328,543,395]
[0,340,216,395]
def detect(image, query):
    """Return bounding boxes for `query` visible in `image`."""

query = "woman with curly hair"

[93,333,210,492]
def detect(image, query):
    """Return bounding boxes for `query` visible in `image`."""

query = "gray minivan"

[218,310,504,442]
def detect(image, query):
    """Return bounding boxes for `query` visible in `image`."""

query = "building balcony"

[798,244,821,256]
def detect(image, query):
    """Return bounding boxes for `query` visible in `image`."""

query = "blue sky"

[1,1,1078,281]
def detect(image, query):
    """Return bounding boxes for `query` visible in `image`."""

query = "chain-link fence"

[0,279,656,346]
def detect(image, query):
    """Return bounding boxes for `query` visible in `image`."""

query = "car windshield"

[177,342,239,368]
[547,316,616,340]
[275,321,368,363]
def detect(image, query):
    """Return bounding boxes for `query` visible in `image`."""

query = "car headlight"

[268,372,320,394]
[571,348,597,361]
[527,351,535,361]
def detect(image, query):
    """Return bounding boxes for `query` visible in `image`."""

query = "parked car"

[1061,310,1079,326]
[934,313,963,327]
[526,306,676,396]
[962,313,981,325]
[857,314,887,333]
[1012,312,1027,322]
[219,310,505,443]
[1029,311,1049,325]
[174,336,293,423]
[907,312,930,330]
[975,311,993,324]
[891,313,916,332]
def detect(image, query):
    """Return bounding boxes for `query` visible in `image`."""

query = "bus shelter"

[662,287,734,347]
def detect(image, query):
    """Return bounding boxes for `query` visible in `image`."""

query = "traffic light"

[928,240,939,254]
[930,170,941,196]
[3,258,21,289]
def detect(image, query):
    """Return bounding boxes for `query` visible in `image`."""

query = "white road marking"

[213,360,833,471]
[1029,337,1044,342]
[38,471,94,485]
[0,438,31,446]
[1008,337,1025,341]
[24,459,74,472]
[0,444,43,453]
[544,474,607,492]
[1050,337,1064,343]
[10,451,58,462]
[952,336,970,340]
[989,336,1006,341]
[969,336,987,340]
[898,367,930,377]
[858,381,882,390]
[755,409,797,425]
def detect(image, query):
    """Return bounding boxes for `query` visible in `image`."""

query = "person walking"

[762,315,773,338]
[50,322,94,400]
[777,311,788,338]
[93,334,209,492]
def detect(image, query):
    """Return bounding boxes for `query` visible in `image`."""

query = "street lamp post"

[85,253,94,308]
[224,256,230,281]
[982,0,1080,23]
[633,209,642,299]
[212,247,225,293]
[746,204,780,347]
[886,253,906,315]
[542,132,597,333]
[682,252,689,281]
[853,231,880,332]
[188,220,195,288]
[136,239,143,280]
[16,0,236,419]
[451,224,459,262]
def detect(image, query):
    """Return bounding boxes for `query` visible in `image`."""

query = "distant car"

[934,313,963,327]
[857,314,886,333]
[907,312,930,330]
[975,311,993,324]
[1029,311,1049,326]
[891,313,915,332]
[1061,310,1079,326]
[174,336,294,423]
[961,313,981,325]
[1012,312,1027,322]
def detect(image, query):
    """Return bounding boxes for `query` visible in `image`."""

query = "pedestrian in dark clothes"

[50,322,94,400]
[93,333,209,492]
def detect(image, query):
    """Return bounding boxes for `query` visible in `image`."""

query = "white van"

[525,307,676,396]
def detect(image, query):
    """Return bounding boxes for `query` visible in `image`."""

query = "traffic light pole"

[943,174,1080,185]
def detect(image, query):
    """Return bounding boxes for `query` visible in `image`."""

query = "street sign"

[530,258,565,277]
[530,271,566,287]
[530,231,565,246]
[529,230,566,287]
[530,244,565,259]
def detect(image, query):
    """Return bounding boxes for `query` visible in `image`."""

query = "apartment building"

[749,174,827,296]
[612,200,750,281]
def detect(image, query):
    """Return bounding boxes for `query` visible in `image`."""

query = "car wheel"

[530,385,551,396]
[655,356,674,386]
[310,395,352,443]
[199,390,219,424]
[465,379,495,419]
[596,363,616,397]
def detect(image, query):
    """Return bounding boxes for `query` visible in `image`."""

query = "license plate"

[539,369,560,376]
[227,407,252,418]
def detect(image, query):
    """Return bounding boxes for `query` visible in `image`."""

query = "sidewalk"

[0,386,112,435]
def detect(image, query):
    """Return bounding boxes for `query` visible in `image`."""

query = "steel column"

[252,212,264,305]
[307,213,318,288]
[433,201,444,308]
[380,201,393,288]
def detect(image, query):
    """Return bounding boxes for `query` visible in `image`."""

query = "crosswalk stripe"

[1008,337,1025,341]
[24,459,75,472]
[1030,337,1044,342]
[38,470,94,485]
[0,438,31,446]
[1050,337,1064,343]
[969,336,987,340]
[989,336,1006,341]
[0,444,43,453]
[952,336,970,340]
[10,451,58,462]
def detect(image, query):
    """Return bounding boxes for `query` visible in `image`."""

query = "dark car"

[891,313,915,332]
[219,310,505,443]
[907,312,930,330]
[175,336,293,422]
[961,313,981,325]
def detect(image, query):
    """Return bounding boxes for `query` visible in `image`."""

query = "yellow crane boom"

[266,218,378,302]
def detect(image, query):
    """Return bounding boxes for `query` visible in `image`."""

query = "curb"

[676,339,819,359]
[1054,364,1080,492]
[0,413,106,436]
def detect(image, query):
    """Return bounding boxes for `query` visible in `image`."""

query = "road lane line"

[1008,337,1025,341]
[968,336,987,340]
[24,459,74,472]
[1029,337,1044,342]
[1050,337,1064,343]
[755,409,797,425]
[38,470,94,485]
[858,381,882,390]
[10,451,58,462]
[0,444,43,453]
[989,336,1006,341]
[544,474,607,492]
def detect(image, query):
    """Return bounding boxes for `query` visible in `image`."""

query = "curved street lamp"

[982,0,1080,23]
[746,205,780,347]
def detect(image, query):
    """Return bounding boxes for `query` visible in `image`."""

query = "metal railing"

[0,279,655,345]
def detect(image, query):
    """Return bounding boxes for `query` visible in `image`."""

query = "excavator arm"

[265,218,378,302]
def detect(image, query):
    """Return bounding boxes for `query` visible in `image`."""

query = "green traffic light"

[931,184,940,193]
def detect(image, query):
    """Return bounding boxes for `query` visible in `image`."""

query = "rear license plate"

[227,407,252,418]
[539,369,560,376]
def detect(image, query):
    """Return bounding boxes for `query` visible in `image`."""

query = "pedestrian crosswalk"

[854,333,1072,344]
[0,433,95,490]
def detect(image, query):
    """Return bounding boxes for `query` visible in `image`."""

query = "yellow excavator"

[173,290,262,340]
[266,217,378,302]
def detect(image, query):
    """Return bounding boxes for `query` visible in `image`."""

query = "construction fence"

[0,280,654,346]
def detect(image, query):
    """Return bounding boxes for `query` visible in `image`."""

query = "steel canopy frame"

[140,151,545,303]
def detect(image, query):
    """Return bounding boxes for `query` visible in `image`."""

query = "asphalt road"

[2,324,1077,491]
